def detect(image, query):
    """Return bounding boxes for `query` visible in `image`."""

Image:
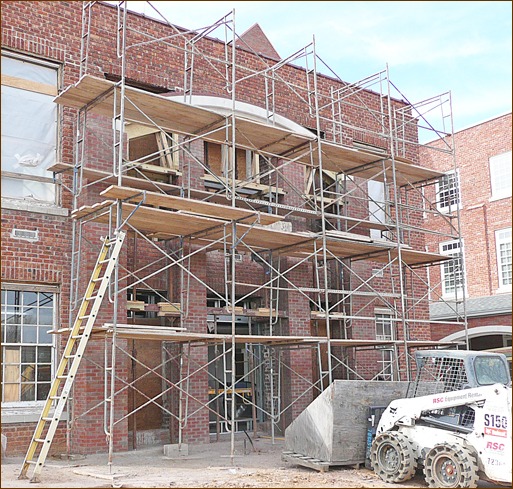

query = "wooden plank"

[71,200,114,219]
[49,162,209,198]
[126,162,178,175]
[2,74,57,96]
[100,185,282,226]
[127,300,145,311]
[73,200,447,265]
[54,76,443,186]
[202,174,285,195]
[281,452,330,473]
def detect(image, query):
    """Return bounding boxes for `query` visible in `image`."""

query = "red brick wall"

[421,113,512,339]
[422,113,512,298]
[1,0,432,453]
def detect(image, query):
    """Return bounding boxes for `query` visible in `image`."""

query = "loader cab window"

[474,356,510,386]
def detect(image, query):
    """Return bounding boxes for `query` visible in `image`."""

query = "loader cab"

[410,349,511,397]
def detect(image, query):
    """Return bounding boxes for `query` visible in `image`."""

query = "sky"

[113,1,511,134]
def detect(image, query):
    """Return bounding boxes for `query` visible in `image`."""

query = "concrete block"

[284,380,410,465]
[163,443,188,458]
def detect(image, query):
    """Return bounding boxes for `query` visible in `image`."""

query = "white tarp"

[1,55,57,202]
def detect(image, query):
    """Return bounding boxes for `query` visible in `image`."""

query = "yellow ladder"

[19,232,126,482]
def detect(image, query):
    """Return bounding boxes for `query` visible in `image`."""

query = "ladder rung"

[26,460,37,465]
[99,259,110,264]
[78,315,91,320]
[34,438,46,444]
[86,295,99,301]
[42,417,53,422]
[56,375,68,380]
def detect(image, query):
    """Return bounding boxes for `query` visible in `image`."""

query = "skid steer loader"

[370,350,512,488]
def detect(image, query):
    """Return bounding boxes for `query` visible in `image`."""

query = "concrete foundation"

[163,443,189,458]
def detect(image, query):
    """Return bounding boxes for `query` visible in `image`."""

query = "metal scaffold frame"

[24,0,467,480]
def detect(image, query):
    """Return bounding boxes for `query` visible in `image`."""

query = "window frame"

[495,228,512,291]
[377,348,395,381]
[1,50,61,207]
[1,283,58,409]
[375,310,394,341]
[439,239,466,298]
[436,169,461,213]
[489,151,512,201]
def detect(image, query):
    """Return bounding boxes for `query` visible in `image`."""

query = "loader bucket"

[284,380,410,465]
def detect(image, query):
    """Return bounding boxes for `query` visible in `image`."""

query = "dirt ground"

[1,435,430,489]
[1,436,498,488]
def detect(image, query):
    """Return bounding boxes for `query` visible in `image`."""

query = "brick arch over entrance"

[440,325,512,350]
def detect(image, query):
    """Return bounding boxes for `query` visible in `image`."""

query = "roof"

[430,293,512,320]
[414,349,508,360]
[236,23,281,60]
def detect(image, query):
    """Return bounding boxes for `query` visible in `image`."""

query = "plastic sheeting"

[1,55,57,203]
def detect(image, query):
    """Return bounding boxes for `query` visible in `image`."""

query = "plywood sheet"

[54,76,442,186]
[73,201,447,265]
[54,75,313,154]
[291,141,444,185]
[54,75,226,136]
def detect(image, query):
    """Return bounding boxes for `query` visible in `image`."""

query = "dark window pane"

[39,307,53,325]
[21,364,35,382]
[37,382,50,401]
[37,365,51,382]
[21,383,35,402]
[6,324,21,342]
[38,347,52,363]
[23,291,38,307]
[23,325,37,343]
[22,346,36,363]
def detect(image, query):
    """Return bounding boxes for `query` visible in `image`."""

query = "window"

[1,53,58,204]
[490,151,512,200]
[1,287,56,404]
[375,311,394,340]
[440,240,465,297]
[496,228,512,290]
[378,349,394,381]
[126,123,180,182]
[436,170,460,212]
[474,356,510,386]
[203,142,283,200]
[204,142,260,182]
[368,180,387,240]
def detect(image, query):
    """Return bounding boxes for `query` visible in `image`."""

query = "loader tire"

[370,431,417,483]
[423,443,479,488]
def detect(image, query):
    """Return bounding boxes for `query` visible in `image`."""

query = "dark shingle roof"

[430,293,512,320]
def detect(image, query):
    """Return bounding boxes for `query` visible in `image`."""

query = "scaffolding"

[22,0,467,481]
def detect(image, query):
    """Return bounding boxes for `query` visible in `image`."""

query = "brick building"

[421,113,512,349]
[2,1,458,470]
